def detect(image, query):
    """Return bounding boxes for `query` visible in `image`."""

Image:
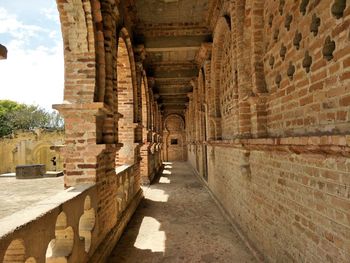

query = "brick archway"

[116,28,138,166]
[163,114,186,162]
[211,16,232,140]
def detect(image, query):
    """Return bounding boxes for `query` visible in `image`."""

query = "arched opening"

[3,239,26,263]
[211,16,238,140]
[141,73,150,141]
[164,114,186,162]
[79,195,96,253]
[116,29,137,166]
[198,69,208,181]
[46,212,74,263]
[140,72,151,184]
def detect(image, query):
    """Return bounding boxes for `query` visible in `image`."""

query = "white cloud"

[0,7,45,40]
[40,6,60,24]
[0,7,64,111]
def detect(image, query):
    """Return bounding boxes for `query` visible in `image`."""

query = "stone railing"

[0,164,142,263]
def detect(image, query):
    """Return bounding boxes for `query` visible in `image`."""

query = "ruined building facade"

[0,0,349,262]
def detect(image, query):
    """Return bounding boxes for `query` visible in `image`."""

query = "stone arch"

[116,28,138,165]
[164,114,185,132]
[163,114,186,162]
[32,141,56,170]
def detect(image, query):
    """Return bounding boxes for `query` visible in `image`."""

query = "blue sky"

[0,0,64,111]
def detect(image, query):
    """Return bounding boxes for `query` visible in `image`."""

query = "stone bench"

[16,164,46,179]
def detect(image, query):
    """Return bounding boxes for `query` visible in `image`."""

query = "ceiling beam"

[143,35,211,48]
[151,69,198,78]
[145,46,199,52]
[135,24,211,38]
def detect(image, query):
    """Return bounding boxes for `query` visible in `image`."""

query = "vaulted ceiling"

[134,0,212,113]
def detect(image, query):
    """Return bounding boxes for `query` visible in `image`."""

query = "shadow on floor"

[107,162,256,263]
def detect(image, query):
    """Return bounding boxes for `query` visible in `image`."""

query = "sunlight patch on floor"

[164,165,172,169]
[162,169,172,175]
[134,216,166,253]
[159,177,171,184]
[145,189,169,202]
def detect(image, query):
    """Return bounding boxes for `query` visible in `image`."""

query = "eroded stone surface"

[108,162,256,263]
[0,177,64,219]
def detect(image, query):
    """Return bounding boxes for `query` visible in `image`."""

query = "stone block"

[16,164,46,179]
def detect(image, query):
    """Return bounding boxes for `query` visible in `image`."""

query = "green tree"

[0,100,64,137]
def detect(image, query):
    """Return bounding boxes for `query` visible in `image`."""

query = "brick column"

[53,103,117,187]
[235,1,252,138]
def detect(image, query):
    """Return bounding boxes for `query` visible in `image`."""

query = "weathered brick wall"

[187,0,350,262]
[117,31,137,165]
[207,141,349,262]
[264,0,350,137]
[53,0,162,261]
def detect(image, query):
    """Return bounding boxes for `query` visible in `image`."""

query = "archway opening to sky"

[0,0,63,111]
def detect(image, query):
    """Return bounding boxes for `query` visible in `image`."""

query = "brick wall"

[53,0,162,261]
[187,0,350,262]
[164,114,187,161]
[205,141,350,262]
[264,0,350,137]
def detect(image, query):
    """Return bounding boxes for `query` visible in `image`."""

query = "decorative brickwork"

[1,1,349,262]
[187,1,350,262]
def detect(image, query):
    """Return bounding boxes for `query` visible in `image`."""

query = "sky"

[0,0,64,111]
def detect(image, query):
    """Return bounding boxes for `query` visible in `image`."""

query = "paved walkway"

[108,162,256,263]
[0,176,64,219]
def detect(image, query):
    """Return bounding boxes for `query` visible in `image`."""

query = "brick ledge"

[201,135,350,157]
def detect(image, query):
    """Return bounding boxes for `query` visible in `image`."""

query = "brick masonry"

[52,0,163,261]
[187,1,350,262]
[3,0,347,262]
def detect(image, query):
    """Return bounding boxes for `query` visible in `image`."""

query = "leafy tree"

[0,100,64,137]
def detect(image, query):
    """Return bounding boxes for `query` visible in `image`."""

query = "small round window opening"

[171,139,178,145]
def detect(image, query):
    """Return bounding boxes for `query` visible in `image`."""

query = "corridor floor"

[108,162,257,263]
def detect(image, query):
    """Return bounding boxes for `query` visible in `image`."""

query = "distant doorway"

[164,114,186,162]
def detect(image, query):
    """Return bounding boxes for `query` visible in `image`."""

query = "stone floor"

[0,176,64,219]
[108,162,257,263]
